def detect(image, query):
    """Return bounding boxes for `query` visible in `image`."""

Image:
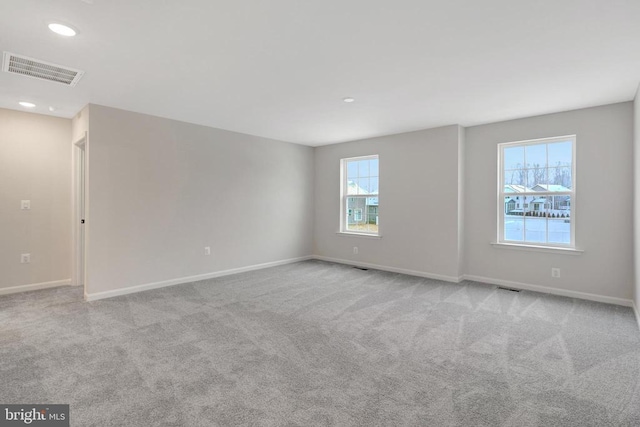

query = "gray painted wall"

[1,100,635,305]
[84,104,314,295]
[465,102,634,301]
[314,125,464,280]
[314,103,633,302]
[0,108,71,290]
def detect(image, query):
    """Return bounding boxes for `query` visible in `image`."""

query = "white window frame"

[497,135,576,249]
[340,155,379,236]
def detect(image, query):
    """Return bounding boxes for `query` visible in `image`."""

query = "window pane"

[358,160,370,177]
[364,199,379,233]
[548,197,571,244]
[347,161,358,179]
[531,197,546,213]
[504,170,525,186]
[548,219,570,244]
[542,167,553,187]
[505,216,524,242]
[346,180,358,195]
[370,158,379,177]
[346,197,365,232]
[504,146,524,170]
[369,176,379,194]
[346,197,378,233]
[548,194,571,213]
[526,166,548,189]
[525,143,546,169]
[548,141,572,168]
[504,196,516,215]
[549,167,572,189]
[357,178,370,194]
[524,216,546,243]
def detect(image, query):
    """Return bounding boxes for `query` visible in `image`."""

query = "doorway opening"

[73,134,87,292]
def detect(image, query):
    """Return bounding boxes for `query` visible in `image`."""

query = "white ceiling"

[1,0,639,146]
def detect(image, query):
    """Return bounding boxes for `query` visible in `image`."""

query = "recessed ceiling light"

[343,97,355,103]
[48,23,77,37]
[49,106,56,112]
[19,101,36,108]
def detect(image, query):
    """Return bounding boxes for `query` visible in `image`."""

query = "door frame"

[72,132,88,292]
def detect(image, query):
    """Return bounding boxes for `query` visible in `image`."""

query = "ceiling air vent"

[2,52,84,87]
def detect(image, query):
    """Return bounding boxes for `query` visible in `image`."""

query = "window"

[341,155,379,235]
[499,135,575,247]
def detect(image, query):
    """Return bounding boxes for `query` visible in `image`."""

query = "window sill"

[336,232,382,239]
[491,242,583,255]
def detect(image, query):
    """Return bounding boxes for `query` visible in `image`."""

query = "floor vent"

[2,52,84,86]
[353,267,369,271]
[497,286,521,292]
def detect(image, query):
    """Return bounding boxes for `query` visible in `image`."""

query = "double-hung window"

[340,155,379,235]
[498,135,575,248]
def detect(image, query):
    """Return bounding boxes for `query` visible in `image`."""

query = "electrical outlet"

[551,268,561,278]
[204,246,211,256]
[21,253,31,264]
[21,200,30,210]
[353,246,359,255]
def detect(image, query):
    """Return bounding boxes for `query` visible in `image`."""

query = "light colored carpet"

[1,260,639,426]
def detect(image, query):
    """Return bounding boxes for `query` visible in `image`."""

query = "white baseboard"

[84,256,313,301]
[463,274,634,307]
[311,256,634,308]
[312,255,462,283]
[72,253,640,313]
[0,279,71,296]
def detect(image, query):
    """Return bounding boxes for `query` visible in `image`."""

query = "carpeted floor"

[1,260,640,426]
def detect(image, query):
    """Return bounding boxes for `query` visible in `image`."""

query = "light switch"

[21,200,31,210]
